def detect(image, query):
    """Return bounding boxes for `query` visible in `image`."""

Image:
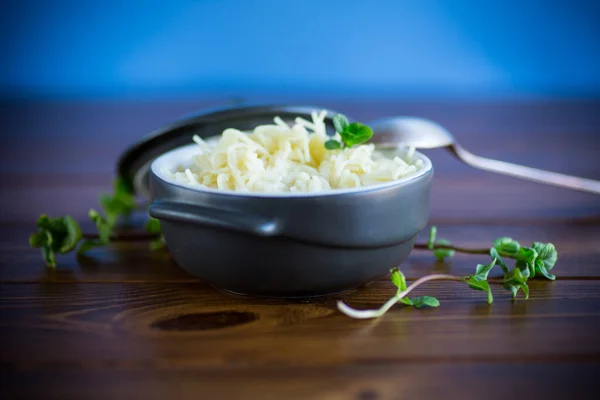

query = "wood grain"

[2,281,600,368]
[3,364,599,400]
[1,99,599,399]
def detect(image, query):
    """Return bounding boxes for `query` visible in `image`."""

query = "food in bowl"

[164,110,424,193]
[148,106,433,297]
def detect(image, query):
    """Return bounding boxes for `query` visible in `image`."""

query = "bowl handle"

[149,201,281,237]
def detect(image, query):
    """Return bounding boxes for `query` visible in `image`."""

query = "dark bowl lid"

[116,104,343,200]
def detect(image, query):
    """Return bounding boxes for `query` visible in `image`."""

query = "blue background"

[2,0,599,99]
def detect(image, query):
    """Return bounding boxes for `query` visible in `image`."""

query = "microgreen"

[29,214,82,267]
[503,267,529,299]
[324,140,341,150]
[410,296,440,309]
[433,239,455,261]
[343,123,374,147]
[515,247,537,279]
[145,217,166,251]
[30,177,149,266]
[78,209,111,254]
[532,242,557,280]
[474,258,496,281]
[333,114,349,134]
[145,217,161,234]
[389,269,441,309]
[99,178,136,229]
[325,113,373,150]
[465,274,494,304]
[427,226,437,249]
[426,225,455,260]
[493,237,520,257]
[338,226,558,319]
[490,247,509,273]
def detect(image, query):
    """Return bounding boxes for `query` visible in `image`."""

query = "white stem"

[295,117,316,131]
[337,274,462,319]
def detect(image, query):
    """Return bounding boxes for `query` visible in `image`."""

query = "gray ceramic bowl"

[149,142,433,298]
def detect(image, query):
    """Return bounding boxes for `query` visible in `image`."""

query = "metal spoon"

[368,116,600,195]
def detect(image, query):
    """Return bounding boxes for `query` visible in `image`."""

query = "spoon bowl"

[368,116,600,195]
[369,117,456,149]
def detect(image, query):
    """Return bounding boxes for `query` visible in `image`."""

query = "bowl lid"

[116,104,342,200]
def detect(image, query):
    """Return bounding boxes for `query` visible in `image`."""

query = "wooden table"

[1,99,600,399]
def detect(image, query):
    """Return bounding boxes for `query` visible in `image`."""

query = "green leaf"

[493,237,520,257]
[390,268,403,292]
[517,247,537,264]
[503,268,529,299]
[29,230,48,248]
[466,276,493,304]
[411,296,440,308]
[324,140,342,150]
[35,215,82,253]
[400,297,414,306]
[89,209,100,220]
[150,236,167,251]
[516,247,538,278]
[99,196,117,227]
[31,215,58,267]
[77,239,105,254]
[115,177,133,196]
[99,178,136,228]
[145,217,162,234]
[504,283,518,298]
[89,209,111,244]
[59,216,82,253]
[490,247,509,273]
[390,268,413,305]
[515,259,532,279]
[433,239,455,261]
[332,114,349,134]
[36,214,53,231]
[31,214,84,266]
[41,245,56,268]
[474,258,496,281]
[77,209,111,255]
[340,122,373,148]
[532,242,558,274]
[427,226,437,249]
[535,259,556,280]
[519,282,530,299]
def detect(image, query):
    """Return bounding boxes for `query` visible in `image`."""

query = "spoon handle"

[449,144,600,194]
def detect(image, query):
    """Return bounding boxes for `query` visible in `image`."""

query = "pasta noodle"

[167,110,424,193]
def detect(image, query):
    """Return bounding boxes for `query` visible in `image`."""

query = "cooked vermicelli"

[167,110,424,193]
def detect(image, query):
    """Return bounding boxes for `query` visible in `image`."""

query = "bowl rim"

[151,142,433,199]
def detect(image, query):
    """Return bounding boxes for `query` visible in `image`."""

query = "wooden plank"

[2,223,598,282]
[2,363,600,400]
[2,100,599,399]
[2,281,600,368]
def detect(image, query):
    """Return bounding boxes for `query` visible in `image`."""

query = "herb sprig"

[337,226,558,319]
[28,178,153,267]
[98,178,136,228]
[145,217,166,251]
[325,114,373,150]
[77,209,111,254]
[29,214,82,267]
